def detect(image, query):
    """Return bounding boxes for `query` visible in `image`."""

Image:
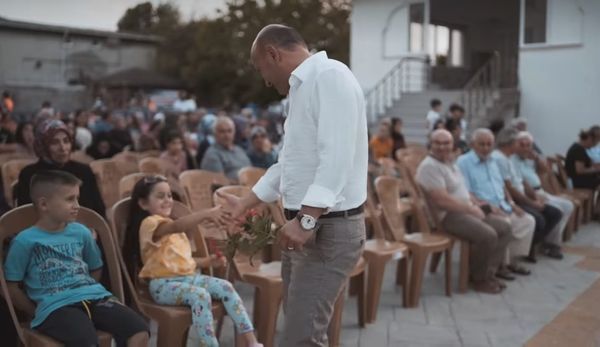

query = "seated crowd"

[0,91,599,346]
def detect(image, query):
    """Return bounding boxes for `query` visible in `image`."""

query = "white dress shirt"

[252,51,368,211]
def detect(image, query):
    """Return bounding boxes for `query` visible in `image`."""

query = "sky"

[0,0,228,31]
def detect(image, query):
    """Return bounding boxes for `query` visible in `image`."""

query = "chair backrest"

[139,157,173,176]
[547,156,569,192]
[90,159,126,209]
[70,150,95,164]
[138,150,161,160]
[179,170,230,210]
[112,151,139,164]
[119,173,146,199]
[365,181,387,240]
[2,158,35,207]
[238,167,266,187]
[374,176,408,241]
[0,205,124,344]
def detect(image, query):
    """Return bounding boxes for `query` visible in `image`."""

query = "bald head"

[252,24,307,53]
[430,129,454,161]
[431,129,453,142]
[250,24,311,96]
[213,116,235,148]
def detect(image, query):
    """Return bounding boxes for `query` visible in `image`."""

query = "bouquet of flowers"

[223,209,281,265]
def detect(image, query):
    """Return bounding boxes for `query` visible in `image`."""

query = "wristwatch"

[296,213,317,231]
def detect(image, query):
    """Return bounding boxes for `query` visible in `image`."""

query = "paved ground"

[217,222,600,347]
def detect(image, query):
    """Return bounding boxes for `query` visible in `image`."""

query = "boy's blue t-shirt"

[3,222,112,327]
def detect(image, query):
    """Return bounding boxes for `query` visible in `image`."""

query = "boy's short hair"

[430,99,441,108]
[30,170,81,204]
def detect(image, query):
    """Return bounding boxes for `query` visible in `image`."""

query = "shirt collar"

[467,150,489,164]
[289,51,328,88]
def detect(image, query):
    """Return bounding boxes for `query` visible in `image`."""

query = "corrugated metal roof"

[0,16,162,43]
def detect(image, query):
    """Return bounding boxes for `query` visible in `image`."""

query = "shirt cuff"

[301,184,341,209]
[252,182,280,203]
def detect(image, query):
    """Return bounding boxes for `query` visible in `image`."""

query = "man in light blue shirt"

[513,131,574,252]
[587,125,600,163]
[457,128,535,278]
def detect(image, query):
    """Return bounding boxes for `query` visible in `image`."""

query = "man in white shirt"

[426,98,442,131]
[219,24,367,346]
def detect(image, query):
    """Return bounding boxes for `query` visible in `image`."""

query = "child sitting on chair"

[125,174,262,347]
[3,170,149,347]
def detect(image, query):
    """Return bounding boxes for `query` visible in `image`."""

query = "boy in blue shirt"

[4,170,148,347]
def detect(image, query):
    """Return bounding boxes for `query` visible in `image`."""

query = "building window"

[524,0,547,43]
[409,3,425,52]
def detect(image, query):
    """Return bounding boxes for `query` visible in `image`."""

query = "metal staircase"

[364,52,520,144]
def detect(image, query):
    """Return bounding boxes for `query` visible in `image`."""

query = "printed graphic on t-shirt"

[32,242,95,294]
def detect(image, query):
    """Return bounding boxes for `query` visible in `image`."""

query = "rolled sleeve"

[300,69,360,209]
[252,162,282,203]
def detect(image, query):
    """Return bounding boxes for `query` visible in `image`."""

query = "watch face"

[301,215,317,230]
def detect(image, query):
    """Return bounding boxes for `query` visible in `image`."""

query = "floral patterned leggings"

[149,273,254,347]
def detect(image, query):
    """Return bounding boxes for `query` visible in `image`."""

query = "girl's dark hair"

[579,129,591,141]
[15,121,32,145]
[124,175,168,279]
[160,129,183,150]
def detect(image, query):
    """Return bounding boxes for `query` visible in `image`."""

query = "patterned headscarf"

[33,118,72,160]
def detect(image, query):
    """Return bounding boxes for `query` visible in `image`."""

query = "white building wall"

[519,0,600,155]
[351,0,426,92]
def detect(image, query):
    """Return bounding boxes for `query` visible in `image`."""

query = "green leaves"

[117,0,351,107]
[225,209,281,266]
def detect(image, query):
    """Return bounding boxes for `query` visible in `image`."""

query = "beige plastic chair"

[375,176,453,307]
[238,167,266,187]
[213,186,367,347]
[109,198,227,347]
[138,157,170,176]
[90,159,127,210]
[2,158,35,207]
[70,150,95,164]
[179,170,230,210]
[396,159,471,294]
[118,173,147,199]
[0,205,125,347]
[362,181,410,323]
[550,155,596,223]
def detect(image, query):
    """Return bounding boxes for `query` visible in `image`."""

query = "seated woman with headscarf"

[15,119,105,216]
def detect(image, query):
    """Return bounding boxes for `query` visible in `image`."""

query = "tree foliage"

[117,0,351,107]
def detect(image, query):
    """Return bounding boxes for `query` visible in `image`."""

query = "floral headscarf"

[33,119,72,160]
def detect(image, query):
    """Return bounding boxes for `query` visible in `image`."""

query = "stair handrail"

[364,55,429,124]
[459,51,501,131]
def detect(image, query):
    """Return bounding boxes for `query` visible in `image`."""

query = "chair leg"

[254,285,282,347]
[458,240,469,293]
[365,256,388,323]
[328,285,346,347]
[156,316,189,347]
[355,272,366,328]
[397,257,410,308]
[429,252,442,274]
[348,273,361,297]
[409,251,427,307]
[444,248,452,297]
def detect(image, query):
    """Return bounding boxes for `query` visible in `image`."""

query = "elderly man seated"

[457,128,535,280]
[512,131,573,256]
[200,115,251,182]
[416,130,511,293]
[492,128,563,262]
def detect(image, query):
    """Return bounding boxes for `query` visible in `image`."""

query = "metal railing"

[460,52,501,128]
[364,55,429,124]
